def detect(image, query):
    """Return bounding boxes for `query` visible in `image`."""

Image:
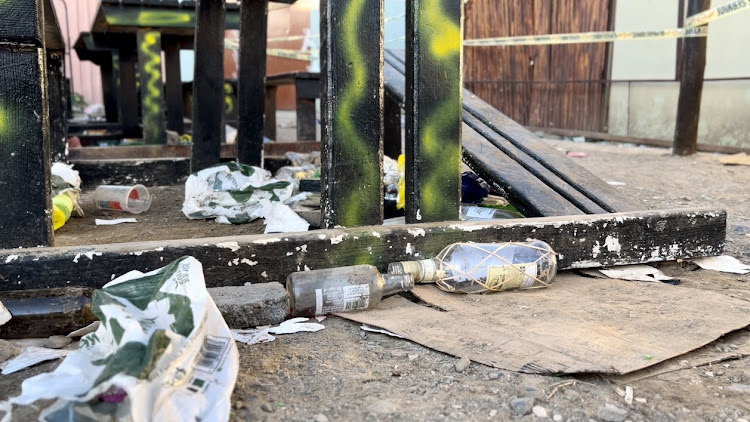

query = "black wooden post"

[163,37,185,134]
[295,78,317,141]
[320,0,384,228]
[384,91,402,160]
[674,0,710,156]
[237,0,268,166]
[100,53,119,123]
[136,29,167,145]
[119,46,140,139]
[192,0,226,172]
[47,51,67,162]
[0,0,53,248]
[405,0,463,223]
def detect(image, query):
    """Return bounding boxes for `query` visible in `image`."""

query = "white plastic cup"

[93,184,152,214]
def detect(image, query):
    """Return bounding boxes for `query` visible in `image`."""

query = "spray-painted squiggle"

[140,32,163,143]
[335,0,380,227]
[418,0,462,218]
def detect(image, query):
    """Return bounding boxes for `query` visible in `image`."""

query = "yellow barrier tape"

[685,0,749,27]
[464,27,708,47]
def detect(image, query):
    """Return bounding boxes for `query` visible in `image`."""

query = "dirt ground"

[8,138,750,421]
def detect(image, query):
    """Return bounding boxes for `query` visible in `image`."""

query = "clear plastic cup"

[93,184,152,214]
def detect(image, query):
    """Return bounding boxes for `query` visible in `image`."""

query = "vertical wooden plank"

[264,85,277,140]
[295,78,317,141]
[384,91,401,160]
[192,0,225,171]
[47,51,67,162]
[136,30,167,145]
[0,0,53,248]
[320,0,385,228]
[164,37,185,134]
[674,0,709,156]
[100,52,119,123]
[119,46,140,138]
[405,0,463,223]
[237,0,267,166]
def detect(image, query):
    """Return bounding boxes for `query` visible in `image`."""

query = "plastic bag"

[0,257,239,422]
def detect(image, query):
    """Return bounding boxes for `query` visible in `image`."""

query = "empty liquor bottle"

[460,204,524,220]
[286,265,415,317]
[388,241,557,294]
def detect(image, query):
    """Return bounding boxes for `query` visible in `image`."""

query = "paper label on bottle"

[314,284,371,315]
[465,206,496,219]
[486,263,538,291]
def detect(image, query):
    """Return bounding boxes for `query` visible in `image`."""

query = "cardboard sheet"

[338,272,750,375]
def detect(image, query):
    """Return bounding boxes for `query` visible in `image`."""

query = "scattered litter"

[719,152,750,166]
[94,218,138,226]
[315,316,327,322]
[0,301,10,327]
[0,256,238,421]
[0,346,69,375]
[566,151,589,158]
[607,181,626,186]
[360,324,404,338]
[66,321,100,338]
[572,136,586,143]
[598,264,678,283]
[691,256,750,274]
[232,318,326,345]
[624,385,634,405]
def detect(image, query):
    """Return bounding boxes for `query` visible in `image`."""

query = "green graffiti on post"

[224,82,235,117]
[411,0,462,221]
[103,7,241,30]
[137,31,166,144]
[333,0,380,227]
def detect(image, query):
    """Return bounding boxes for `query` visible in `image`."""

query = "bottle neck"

[382,273,415,296]
[388,259,438,283]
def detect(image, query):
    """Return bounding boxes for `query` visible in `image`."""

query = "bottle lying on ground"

[388,241,557,294]
[460,203,524,220]
[287,265,415,317]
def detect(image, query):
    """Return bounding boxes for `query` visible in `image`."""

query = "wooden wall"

[464,0,611,131]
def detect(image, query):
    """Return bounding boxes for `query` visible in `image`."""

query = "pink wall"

[52,0,103,106]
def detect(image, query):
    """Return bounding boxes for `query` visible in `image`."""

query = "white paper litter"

[0,347,69,375]
[0,256,239,422]
[692,256,750,274]
[360,324,404,338]
[607,181,626,186]
[66,321,101,338]
[182,163,309,233]
[95,218,138,226]
[598,264,677,282]
[232,318,326,345]
[0,301,10,327]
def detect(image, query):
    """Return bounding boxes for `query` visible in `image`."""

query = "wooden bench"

[264,72,320,142]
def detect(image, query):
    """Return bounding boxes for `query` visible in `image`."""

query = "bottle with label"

[461,204,524,220]
[388,241,557,294]
[286,265,415,317]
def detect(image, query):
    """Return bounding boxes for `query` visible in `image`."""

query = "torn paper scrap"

[95,218,138,226]
[599,265,678,283]
[66,322,100,338]
[0,347,69,375]
[719,153,750,166]
[360,324,404,339]
[0,302,10,327]
[268,317,325,334]
[692,256,750,274]
[232,328,276,345]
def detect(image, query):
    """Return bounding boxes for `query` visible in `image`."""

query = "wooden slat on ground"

[0,208,725,291]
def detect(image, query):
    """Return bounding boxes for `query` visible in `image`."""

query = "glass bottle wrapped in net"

[388,241,557,294]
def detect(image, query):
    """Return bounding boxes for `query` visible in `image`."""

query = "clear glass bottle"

[461,204,524,220]
[388,241,557,294]
[287,265,415,317]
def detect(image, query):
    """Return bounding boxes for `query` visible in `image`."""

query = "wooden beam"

[47,51,68,163]
[384,91,402,160]
[320,0,385,228]
[136,30,167,145]
[674,0,710,156]
[118,46,141,138]
[0,0,52,248]
[191,0,226,171]
[237,0,268,167]
[163,37,185,134]
[0,208,726,291]
[100,52,120,123]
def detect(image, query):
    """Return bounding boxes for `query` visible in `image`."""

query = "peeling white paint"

[372,231,381,238]
[592,242,601,258]
[130,251,144,257]
[261,271,268,278]
[318,234,327,240]
[330,235,344,245]
[216,241,241,252]
[416,209,422,221]
[448,224,490,233]
[253,238,281,245]
[304,265,311,271]
[406,243,413,255]
[73,252,103,263]
[241,258,258,266]
[407,228,426,237]
[295,244,309,253]
[154,247,164,252]
[232,258,240,266]
[4,255,19,264]
[604,236,622,254]
[286,252,293,256]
